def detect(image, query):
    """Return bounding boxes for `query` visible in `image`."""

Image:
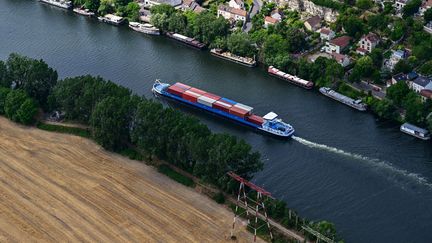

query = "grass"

[37,122,91,138]
[337,82,364,99]
[157,164,195,187]
[119,147,144,161]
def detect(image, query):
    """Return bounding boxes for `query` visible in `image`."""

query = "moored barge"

[129,22,160,35]
[39,0,72,9]
[152,80,294,138]
[268,66,314,89]
[210,49,256,67]
[98,14,125,25]
[73,7,95,16]
[165,32,206,50]
[319,87,367,111]
[400,123,431,140]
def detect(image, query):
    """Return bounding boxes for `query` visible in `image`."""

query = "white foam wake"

[292,136,432,190]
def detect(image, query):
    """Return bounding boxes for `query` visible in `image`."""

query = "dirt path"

[0,117,260,242]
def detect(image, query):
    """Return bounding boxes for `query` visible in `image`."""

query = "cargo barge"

[268,66,314,89]
[73,7,95,16]
[129,22,160,35]
[165,32,206,50]
[152,80,295,138]
[319,87,367,111]
[210,49,256,67]
[400,123,430,140]
[98,14,125,25]
[39,0,72,9]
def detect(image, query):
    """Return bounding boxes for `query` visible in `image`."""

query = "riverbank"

[0,117,259,242]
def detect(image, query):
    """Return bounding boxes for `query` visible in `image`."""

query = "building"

[218,5,248,22]
[270,9,283,21]
[325,36,352,54]
[358,33,380,53]
[419,0,432,15]
[319,28,335,41]
[304,15,322,31]
[356,47,368,56]
[229,0,244,9]
[394,0,408,11]
[144,0,182,7]
[410,75,432,92]
[386,49,407,70]
[331,52,351,67]
[181,0,205,13]
[420,89,432,101]
[264,16,280,27]
[390,73,408,86]
[424,21,432,34]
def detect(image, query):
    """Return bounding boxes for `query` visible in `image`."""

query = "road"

[350,81,386,99]
[244,0,263,32]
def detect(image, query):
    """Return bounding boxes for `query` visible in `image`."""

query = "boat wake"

[292,136,432,190]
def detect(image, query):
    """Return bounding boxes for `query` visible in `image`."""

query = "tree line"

[0,53,343,241]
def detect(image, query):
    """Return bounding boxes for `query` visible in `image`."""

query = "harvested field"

[0,117,260,242]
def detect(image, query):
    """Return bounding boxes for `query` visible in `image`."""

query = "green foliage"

[349,56,374,82]
[425,8,432,22]
[226,32,255,57]
[119,147,144,161]
[418,60,432,76]
[0,61,7,88]
[367,14,389,31]
[369,98,397,120]
[168,12,187,33]
[190,12,229,44]
[150,4,176,16]
[84,0,100,12]
[212,192,225,204]
[37,122,91,137]
[402,92,424,125]
[386,81,410,107]
[311,0,344,10]
[151,13,169,30]
[124,2,140,21]
[390,20,406,41]
[98,0,115,15]
[356,0,373,10]
[4,90,38,125]
[5,53,58,108]
[392,60,412,75]
[158,164,195,187]
[0,87,11,114]
[338,82,362,99]
[402,0,422,17]
[343,16,365,38]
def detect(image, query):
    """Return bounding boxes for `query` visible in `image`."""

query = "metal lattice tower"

[227,171,273,242]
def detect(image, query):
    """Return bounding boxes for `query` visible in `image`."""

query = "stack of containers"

[229,103,253,119]
[167,82,191,96]
[182,89,201,102]
[198,92,221,108]
[213,99,232,113]
[246,114,264,125]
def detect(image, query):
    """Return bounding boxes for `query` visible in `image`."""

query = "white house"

[410,76,432,92]
[319,28,335,41]
[325,36,352,54]
[358,33,380,53]
[218,5,247,22]
[386,49,407,70]
[419,0,432,15]
[229,0,244,9]
[394,0,408,11]
[331,53,351,67]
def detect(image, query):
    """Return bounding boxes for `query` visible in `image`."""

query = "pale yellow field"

[0,117,259,242]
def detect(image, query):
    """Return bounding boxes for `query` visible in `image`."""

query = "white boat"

[319,87,367,111]
[98,14,125,25]
[39,0,72,10]
[128,22,160,35]
[400,123,431,140]
[73,8,95,16]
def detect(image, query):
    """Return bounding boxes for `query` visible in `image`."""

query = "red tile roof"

[330,36,352,48]
[362,33,380,44]
[420,89,432,99]
[264,16,279,24]
[320,28,332,35]
[218,5,247,17]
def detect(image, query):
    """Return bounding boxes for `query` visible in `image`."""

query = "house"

[425,21,432,34]
[356,47,368,56]
[181,0,205,13]
[270,9,283,21]
[410,75,432,92]
[229,0,244,9]
[394,0,408,11]
[325,36,352,54]
[144,0,182,7]
[420,89,432,101]
[304,16,322,31]
[358,33,380,53]
[331,52,351,67]
[386,49,407,70]
[217,5,248,22]
[390,73,408,86]
[419,0,432,15]
[319,28,335,41]
[264,16,279,27]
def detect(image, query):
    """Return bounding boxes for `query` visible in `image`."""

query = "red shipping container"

[246,115,264,125]
[182,90,201,103]
[203,92,221,101]
[167,85,185,96]
[229,106,248,118]
[213,100,232,113]
[173,82,191,90]
[189,87,206,95]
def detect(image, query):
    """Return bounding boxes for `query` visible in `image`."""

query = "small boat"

[268,66,314,89]
[165,32,206,50]
[152,80,295,138]
[319,87,367,111]
[210,49,256,67]
[98,14,125,25]
[73,8,95,16]
[400,123,431,140]
[129,22,160,35]
[39,0,72,10]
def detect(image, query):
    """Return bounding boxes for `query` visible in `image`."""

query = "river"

[1,1,432,242]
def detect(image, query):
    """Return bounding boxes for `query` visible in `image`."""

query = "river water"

[1,1,432,242]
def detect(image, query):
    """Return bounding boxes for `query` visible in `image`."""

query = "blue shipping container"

[220,97,237,105]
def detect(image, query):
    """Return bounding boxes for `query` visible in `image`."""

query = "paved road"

[350,81,386,99]
[244,0,263,32]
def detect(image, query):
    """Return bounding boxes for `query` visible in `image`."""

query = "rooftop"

[362,33,380,43]
[392,73,407,82]
[218,5,247,17]
[413,76,432,87]
[149,0,182,6]
[320,28,333,35]
[305,16,321,28]
[420,89,432,99]
[330,36,352,48]
[331,52,348,62]
[265,16,279,24]
[422,0,432,8]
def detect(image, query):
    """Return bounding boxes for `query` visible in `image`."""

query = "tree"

[386,81,410,106]
[16,99,38,125]
[191,12,229,44]
[371,99,397,120]
[168,12,187,33]
[425,8,432,22]
[368,14,387,31]
[402,0,422,17]
[418,60,432,76]
[356,0,373,10]
[285,28,307,52]
[124,2,140,21]
[393,60,412,75]
[0,61,8,88]
[150,4,175,16]
[403,92,424,125]
[390,20,406,41]
[84,0,100,12]
[343,16,365,38]
[351,56,374,80]
[226,32,255,57]
[0,87,11,114]
[98,0,115,15]
[4,90,29,123]
[151,13,169,30]
[369,48,383,67]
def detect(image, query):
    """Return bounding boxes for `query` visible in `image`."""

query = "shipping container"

[197,96,216,107]
[229,106,249,118]
[246,115,264,125]
[213,100,232,113]
[220,97,237,105]
[203,92,221,101]
[234,103,253,113]
[167,85,186,97]
[182,90,201,103]
[173,82,191,90]
[189,87,206,95]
